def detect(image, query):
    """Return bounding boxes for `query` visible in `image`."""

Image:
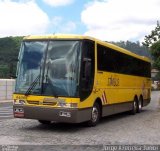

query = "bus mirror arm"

[10,74,17,79]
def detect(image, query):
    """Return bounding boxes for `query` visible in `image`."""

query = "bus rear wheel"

[137,97,142,113]
[87,102,100,127]
[131,97,138,115]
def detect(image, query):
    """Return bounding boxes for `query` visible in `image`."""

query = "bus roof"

[23,34,151,63]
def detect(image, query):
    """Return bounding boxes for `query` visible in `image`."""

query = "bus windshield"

[15,40,81,97]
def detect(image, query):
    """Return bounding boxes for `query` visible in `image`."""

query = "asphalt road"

[0,91,160,150]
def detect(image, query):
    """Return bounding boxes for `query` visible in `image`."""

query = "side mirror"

[83,58,91,79]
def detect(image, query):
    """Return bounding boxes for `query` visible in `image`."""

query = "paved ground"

[0,102,13,120]
[0,91,160,150]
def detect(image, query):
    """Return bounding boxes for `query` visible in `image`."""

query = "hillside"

[110,41,151,58]
[0,36,23,78]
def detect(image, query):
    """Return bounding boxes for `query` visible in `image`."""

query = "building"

[151,68,160,90]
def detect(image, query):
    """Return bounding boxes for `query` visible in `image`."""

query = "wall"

[0,79,15,100]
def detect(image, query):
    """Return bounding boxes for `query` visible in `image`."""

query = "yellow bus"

[13,34,151,126]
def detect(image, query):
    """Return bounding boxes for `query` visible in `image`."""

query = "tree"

[142,21,160,47]
[0,36,23,78]
[150,40,160,70]
[142,21,160,80]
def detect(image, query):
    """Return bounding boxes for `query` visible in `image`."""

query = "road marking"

[0,115,13,118]
[0,106,13,119]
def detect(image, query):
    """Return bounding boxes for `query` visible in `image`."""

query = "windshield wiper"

[25,75,40,96]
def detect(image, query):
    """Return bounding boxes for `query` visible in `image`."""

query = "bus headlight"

[14,99,26,105]
[57,102,78,108]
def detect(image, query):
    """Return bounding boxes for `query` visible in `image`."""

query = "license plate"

[59,111,71,117]
[14,108,24,117]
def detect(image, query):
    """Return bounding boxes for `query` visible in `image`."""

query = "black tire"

[87,102,101,127]
[131,97,138,115]
[137,97,143,113]
[38,120,51,125]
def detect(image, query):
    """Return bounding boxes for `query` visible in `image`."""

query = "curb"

[0,100,13,103]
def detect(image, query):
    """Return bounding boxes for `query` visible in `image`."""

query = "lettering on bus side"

[107,76,119,86]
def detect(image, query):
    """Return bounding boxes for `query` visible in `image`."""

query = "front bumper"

[13,105,92,123]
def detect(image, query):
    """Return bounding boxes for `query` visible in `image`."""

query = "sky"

[0,0,160,42]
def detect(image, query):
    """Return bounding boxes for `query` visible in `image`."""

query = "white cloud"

[0,0,50,37]
[81,0,160,41]
[42,0,74,7]
[50,16,76,33]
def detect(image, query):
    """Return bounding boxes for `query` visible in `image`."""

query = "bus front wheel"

[87,102,100,127]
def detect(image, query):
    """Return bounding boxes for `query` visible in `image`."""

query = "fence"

[0,79,15,100]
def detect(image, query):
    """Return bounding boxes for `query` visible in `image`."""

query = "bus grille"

[27,100,57,106]
[27,100,39,105]
[43,101,57,106]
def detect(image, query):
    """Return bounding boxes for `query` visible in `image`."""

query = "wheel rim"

[134,100,137,112]
[139,100,142,110]
[92,106,98,123]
